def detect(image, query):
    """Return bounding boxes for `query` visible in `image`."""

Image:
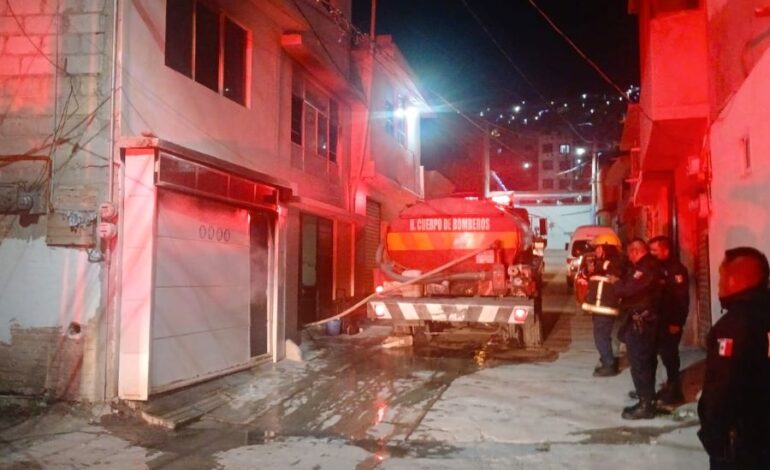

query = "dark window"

[329,101,339,163]
[317,112,328,158]
[385,100,394,136]
[291,94,303,145]
[292,72,340,165]
[165,0,193,77]
[542,160,554,170]
[194,2,219,92]
[571,240,592,257]
[558,179,570,189]
[541,143,553,153]
[223,18,247,104]
[395,95,407,147]
[164,0,248,105]
[542,178,553,189]
[559,161,571,171]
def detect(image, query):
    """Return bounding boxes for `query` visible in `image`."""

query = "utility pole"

[590,140,598,223]
[483,122,490,198]
[370,0,377,41]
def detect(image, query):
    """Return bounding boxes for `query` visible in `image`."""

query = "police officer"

[578,233,625,377]
[649,235,689,404]
[698,247,770,469]
[612,238,663,420]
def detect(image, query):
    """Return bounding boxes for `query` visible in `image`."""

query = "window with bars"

[165,0,249,105]
[290,73,340,164]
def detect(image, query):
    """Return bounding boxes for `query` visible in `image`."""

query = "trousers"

[657,322,683,383]
[592,314,616,367]
[623,309,659,400]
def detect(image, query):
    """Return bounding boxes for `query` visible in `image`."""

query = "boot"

[622,398,656,420]
[628,390,638,399]
[593,363,619,377]
[657,381,684,405]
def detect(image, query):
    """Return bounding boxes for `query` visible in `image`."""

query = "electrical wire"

[6,0,67,73]
[458,0,592,144]
[525,0,628,100]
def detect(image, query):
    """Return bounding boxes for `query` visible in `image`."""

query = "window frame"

[290,71,341,168]
[164,0,251,106]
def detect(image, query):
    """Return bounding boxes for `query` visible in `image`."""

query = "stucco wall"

[708,46,770,323]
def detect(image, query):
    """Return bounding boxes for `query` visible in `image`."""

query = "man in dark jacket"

[698,247,770,469]
[649,235,690,404]
[613,238,664,419]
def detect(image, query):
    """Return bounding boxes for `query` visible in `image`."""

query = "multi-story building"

[536,131,586,192]
[620,0,770,345]
[0,0,425,401]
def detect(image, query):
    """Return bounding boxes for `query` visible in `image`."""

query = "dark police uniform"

[614,253,664,403]
[698,287,770,470]
[657,257,690,386]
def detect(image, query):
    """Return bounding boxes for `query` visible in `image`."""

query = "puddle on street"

[100,327,559,468]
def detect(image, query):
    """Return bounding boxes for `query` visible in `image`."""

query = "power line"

[525,0,628,100]
[458,0,591,144]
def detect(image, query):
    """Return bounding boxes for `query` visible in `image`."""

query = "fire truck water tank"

[385,197,533,273]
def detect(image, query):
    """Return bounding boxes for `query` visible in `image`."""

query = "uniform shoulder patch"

[633,270,643,279]
[717,338,734,357]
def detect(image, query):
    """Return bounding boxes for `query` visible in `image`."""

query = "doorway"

[299,214,334,325]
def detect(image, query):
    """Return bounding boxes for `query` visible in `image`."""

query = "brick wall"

[0,0,113,400]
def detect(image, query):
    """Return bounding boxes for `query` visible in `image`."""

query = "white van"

[565,225,618,288]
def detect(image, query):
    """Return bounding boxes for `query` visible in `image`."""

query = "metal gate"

[695,225,711,347]
[356,199,381,297]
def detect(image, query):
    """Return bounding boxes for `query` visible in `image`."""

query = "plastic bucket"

[326,319,342,336]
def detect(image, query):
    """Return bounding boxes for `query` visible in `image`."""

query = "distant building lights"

[514,105,521,113]
[575,147,587,156]
[479,111,485,117]
[581,93,587,99]
[523,162,532,169]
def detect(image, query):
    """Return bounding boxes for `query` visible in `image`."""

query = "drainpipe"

[104,0,122,401]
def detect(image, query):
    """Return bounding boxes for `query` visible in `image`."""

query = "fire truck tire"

[411,325,431,345]
[521,309,543,348]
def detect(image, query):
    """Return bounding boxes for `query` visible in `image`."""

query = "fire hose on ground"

[302,242,499,328]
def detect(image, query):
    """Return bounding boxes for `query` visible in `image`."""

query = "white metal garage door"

[151,190,250,390]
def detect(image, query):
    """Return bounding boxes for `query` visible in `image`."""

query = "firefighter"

[698,247,770,469]
[612,238,664,419]
[578,232,625,377]
[649,235,690,404]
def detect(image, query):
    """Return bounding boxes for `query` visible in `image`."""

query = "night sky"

[351,0,639,112]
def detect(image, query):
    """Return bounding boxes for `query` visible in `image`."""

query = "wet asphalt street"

[0,251,708,469]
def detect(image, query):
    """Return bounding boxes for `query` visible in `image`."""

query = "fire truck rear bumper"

[368,298,532,325]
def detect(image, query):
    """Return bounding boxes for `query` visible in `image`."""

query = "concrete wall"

[517,203,593,250]
[0,0,113,400]
[120,0,351,209]
[707,45,770,323]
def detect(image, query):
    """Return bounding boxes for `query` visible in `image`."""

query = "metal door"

[151,190,250,390]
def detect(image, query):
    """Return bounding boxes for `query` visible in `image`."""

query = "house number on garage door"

[199,224,231,242]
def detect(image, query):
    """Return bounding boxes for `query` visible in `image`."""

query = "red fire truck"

[368,195,546,348]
